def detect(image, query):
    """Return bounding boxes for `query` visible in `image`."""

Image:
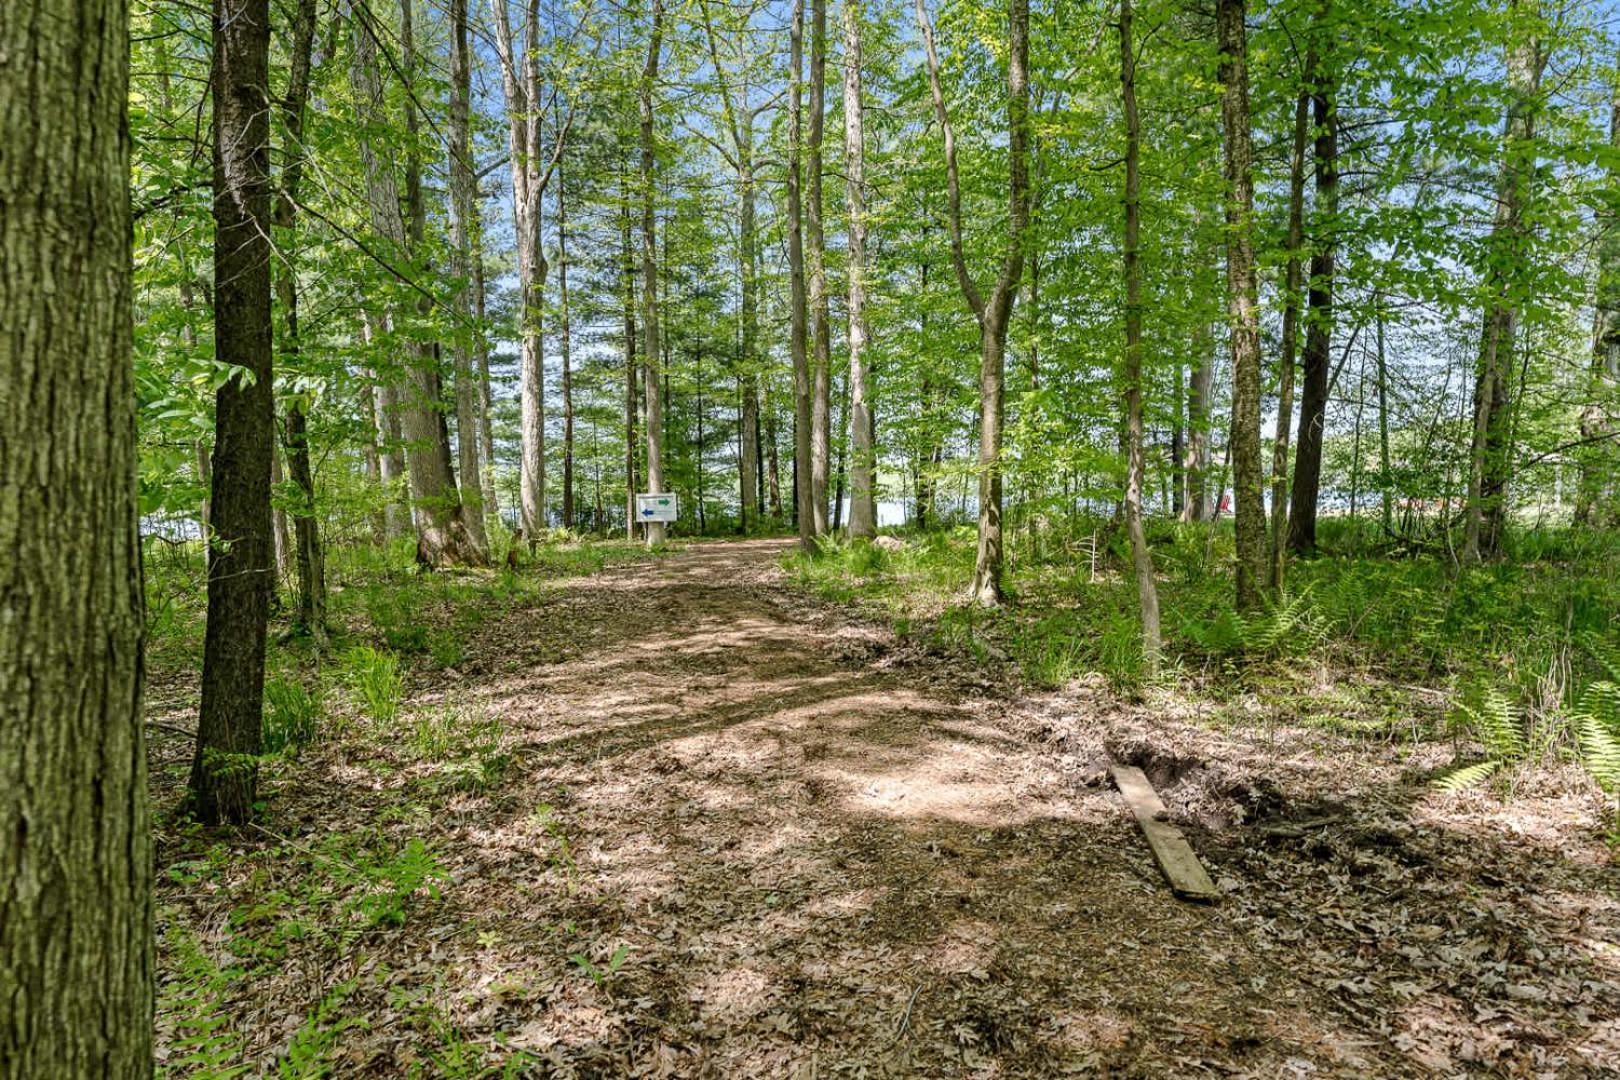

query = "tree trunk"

[844,0,877,539]
[191,0,275,823]
[1120,0,1161,674]
[352,6,479,566]
[1184,328,1214,522]
[622,189,640,536]
[269,0,323,639]
[558,142,576,531]
[808,0,832,536]
[640,0,668,546]
[473,199,500,523]
[1269,51,1312,590]
[1217,0,1268,611]
[790,0,815,552]
[449,0,490,552]
[917,0,1029,604]
[0,0,152,1062]
[1288,56,1338,558]
[1577,65,1620,527]
[1464,5,1545,561]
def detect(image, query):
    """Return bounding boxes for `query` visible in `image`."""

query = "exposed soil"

[149,539,1620,1077]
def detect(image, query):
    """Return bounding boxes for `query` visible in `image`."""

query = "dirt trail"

[416,540,1381,1076]
[153,539,1618,1077]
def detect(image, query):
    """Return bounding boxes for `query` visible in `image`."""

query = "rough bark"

[844,0,877,540]
[1464,5,1545,561]
[1269,53,1312,590]
[1120,0,1162,674]
[1288,56,1338,558]
[449,0,490,552]
[1217,0,1268,611]
[917,0,1029,605]
[190,0,275,822]
[0,0,152,1063]
[808,0,832,535]
[640,0,668,546]
[790,0,815,552]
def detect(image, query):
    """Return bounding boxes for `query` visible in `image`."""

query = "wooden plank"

[1109,763,1219,902]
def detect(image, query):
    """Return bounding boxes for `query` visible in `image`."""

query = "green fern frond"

[1574,682,1620,793]
[1433,759,1502,792]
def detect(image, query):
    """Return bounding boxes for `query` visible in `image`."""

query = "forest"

[4,0,1620,1071]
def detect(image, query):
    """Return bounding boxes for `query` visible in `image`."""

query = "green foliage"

[1573,682,1620,795]
[264,677,320,756]
[345,838,448,929]
[568,943,631,987]
[158,921,248,1078]
[1435,687,1526,792]
[343,646,402,724]
[274,982,365,1079]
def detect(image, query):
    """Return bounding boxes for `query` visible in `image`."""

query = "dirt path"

[152,539,1619,1077]
[407,540,1383,1076]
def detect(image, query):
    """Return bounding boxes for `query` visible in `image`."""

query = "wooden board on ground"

[1109,763,1219,902]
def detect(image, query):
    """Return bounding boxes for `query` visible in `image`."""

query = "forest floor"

[148,539,1619,1077]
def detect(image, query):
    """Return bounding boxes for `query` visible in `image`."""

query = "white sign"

[635,493,678,523]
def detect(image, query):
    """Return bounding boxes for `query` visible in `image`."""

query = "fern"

[1435,686,1525,792]
[1574,681,1620,793]
[1435,759,1503,793]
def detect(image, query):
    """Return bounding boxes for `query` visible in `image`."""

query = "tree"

[790,0,815,552]
[1288,17,1338,558]
[490,0,572,539]
[449,0,490,552]
[808,0,832,535]
[1269,46,1313,589]
[0,0,151,1063]
[917,0,1030,605]
[1119,0,1161,674]
[1464,1,1547,562]
[1577,67,1620,526]
[640,0,668,546]
[1216,0,1267,611]
[188,0,276,822]
[843,0,876,540]
[274,0,327,640]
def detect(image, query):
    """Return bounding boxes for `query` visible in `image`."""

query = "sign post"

[634,493,678,537]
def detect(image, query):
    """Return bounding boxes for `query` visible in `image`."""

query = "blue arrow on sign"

[642,508,655,517]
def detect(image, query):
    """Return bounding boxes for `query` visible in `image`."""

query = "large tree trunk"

[449,0,490,553]
[1288,56,1338,558]
[352,5,479,566]
[274,0,325,640]
[844,0,877,540]
[917,0,1029,605]
[1217,0,1268,611]
[1464,5,1545,561]
[190,0,275,823]
[640,0,668,546]
[1269,52,1312,590]
[808,0,832,535]
[790,0,815,552]
[0,0,151,1063]
[1120,0,1161,675]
